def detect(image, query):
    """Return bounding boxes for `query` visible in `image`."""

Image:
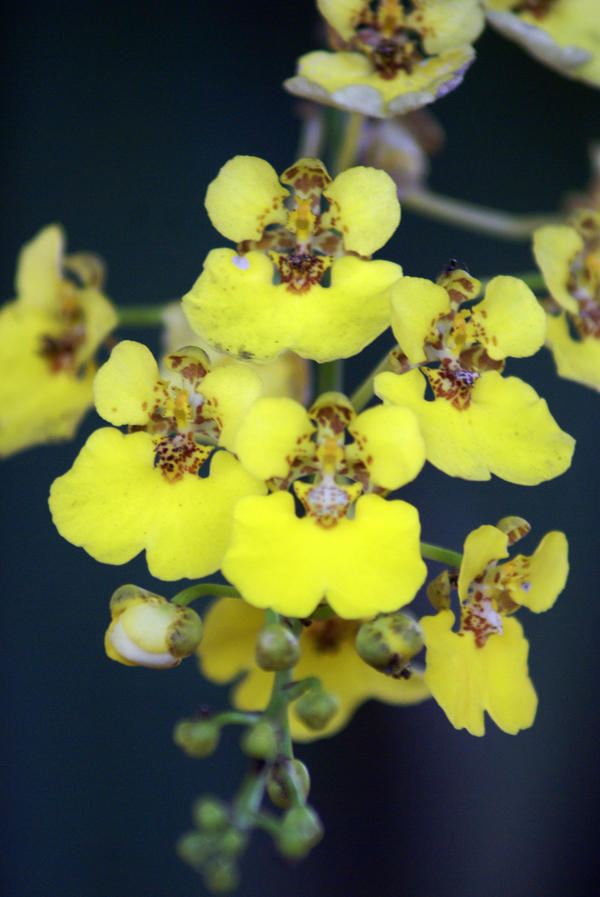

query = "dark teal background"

[2,2,599,896]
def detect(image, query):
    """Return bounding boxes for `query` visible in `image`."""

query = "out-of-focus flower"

[484,0,600,86]
[183,155,402,362]
[49,340,266,580]
[105,584,203,669]
[198,598,430,741]
[222,391,427,619]
[360,110,445,196]
[0,225,117,457]
[285,0,485,118]
[375,265,575,483]
[534,209,600,391]
[421,517,568,735]
[562,143,600,214]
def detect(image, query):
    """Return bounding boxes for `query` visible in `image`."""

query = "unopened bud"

[192,796,229,832]
[426,570,452,611]
[173,719,220,758]
[276,805,323,860]
[203,857,239,894]
[217,828,248,859]
[294,689,339,731]
[176,830,211,868]
[241,720,279,760]
[267,759,311,809]
[255,623,301,671]
[105,585,202,668]
[355,612,424,678]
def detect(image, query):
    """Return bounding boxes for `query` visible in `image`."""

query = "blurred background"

[2,2,599,896]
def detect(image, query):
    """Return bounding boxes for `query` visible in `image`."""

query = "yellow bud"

[355,611,424,677]
[105,585,203,669]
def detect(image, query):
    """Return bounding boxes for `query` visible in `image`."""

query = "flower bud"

[203,857,239,894]
[173,719,220,758]
[192,796,229,832]
[267,759,311,809]
[294,689,339,731]
[217,828,247,859]
[176,830,212,868]
[355,612,424,677]
[276,805,323,860]
[105,585,203,669]
[241,720,279,760]
[255,622,301,671]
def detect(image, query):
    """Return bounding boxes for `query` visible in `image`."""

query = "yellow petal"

[183,249,400,363]
[317,0,363,40]
[546,312,600,391]
[14,224,64,309]
[375,368,575,484]
[414,0,485,53]
[390,276,450,363]
[322,166,400,256]
[346,404,425,490]
[205,156,289,242]
[470,276,546,360]
[93,340,158,426]
[0,303,94,457]
[49,428,266,580]
[422,611,537,735]
[533,224,582,314]
[458,525,509,603]
[285,46,475,118]
[200,363,264,451]
[234,397,314,480]
[509,531,569,613]
[222,491,426,619]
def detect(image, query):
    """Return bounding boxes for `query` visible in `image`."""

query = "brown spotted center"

[305,618,359,652]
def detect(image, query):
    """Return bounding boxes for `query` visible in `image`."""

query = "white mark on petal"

[231,254,250,271]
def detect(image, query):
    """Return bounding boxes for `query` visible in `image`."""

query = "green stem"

[420,541,462,568]
[333,112,364,176]
[317,359,344,395]
[402,189,562,241]
[349,352,391,412]
[233,764,270,831]
[117,305,167,326]
[214,710,260,727]
[171,582,241,606]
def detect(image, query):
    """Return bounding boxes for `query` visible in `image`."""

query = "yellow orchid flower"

[422,517,569,735]
[285,0,485,117]
[0,225,117,457]
[183,155,402,363]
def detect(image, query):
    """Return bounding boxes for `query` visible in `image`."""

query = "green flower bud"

[203,857,239,894]
[255,622,301,671]
[276,805,323,860]
[217,828,248,859]
[426,570,452,611]
[175,830,212,868]
[241,720,279,760]
[192,796,229,832]
[355,611,424,678]
[267,759,311,809]
[173,719,220,758]
[294,689,339,731]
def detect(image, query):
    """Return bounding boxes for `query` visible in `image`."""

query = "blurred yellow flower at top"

[484,0,600,87]
[183,155,402,363]
[0,225,117,457]
[284,0,485,118]
[534,209,600,391]
[198,598,430,741]
[422,519,569,735]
